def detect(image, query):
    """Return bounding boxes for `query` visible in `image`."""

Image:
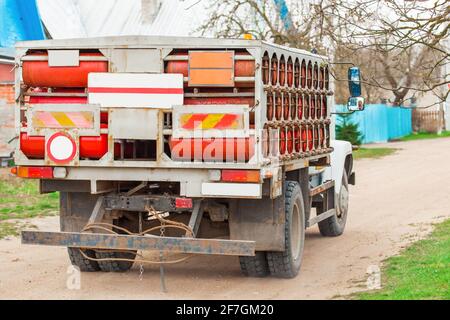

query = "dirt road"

[1,138,450,299]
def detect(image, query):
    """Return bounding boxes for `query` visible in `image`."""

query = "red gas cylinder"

[301,126,307,152]
[304,95,310,119]
[266,93,274,121]
[321,95,327,118]
[294,126,301,152]
[165,59,255,78]
[283,94,290,120]
[316,94,322,119]
[301,60,306,88]
[184,97,254,107]
[287,61,293,87]
[22,53,108,88]
[275,93,282,120]
[29,90,108,123]
[313,126,319,150]
[307,61,313,88]
[290,94,296,120]
[286,126,294,154]
[20,133,45,158]
[165,58,255,88]
[279,60,286,86]
[320,126,325,148]
[308,126,313,151]
[297,95,303,119]
[294,62,300,88]
[310,95,316,119]
[20,124,110,160]
[271,57,278,86]
[279,128,286,155]
[168,137,255,162]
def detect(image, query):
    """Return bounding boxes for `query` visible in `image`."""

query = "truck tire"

[318,170,349,237]
[239,252,269,277]
[68,248,100,272]
[95,250,137,272]
[266,181,305,278]
[95,217,138,272]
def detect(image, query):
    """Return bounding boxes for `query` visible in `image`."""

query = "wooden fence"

[412,109,443,133]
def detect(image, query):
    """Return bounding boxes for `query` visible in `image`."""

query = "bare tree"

[199,0,449,108]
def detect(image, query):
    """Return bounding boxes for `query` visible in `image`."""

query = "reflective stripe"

[180,113,241,130]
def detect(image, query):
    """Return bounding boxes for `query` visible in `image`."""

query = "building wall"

[0,83,14,104]
[0,63,14,82]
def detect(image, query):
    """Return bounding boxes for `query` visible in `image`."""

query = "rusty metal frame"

[21,230,255,256]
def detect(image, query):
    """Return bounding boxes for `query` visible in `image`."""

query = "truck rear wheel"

[318,170,349,237]
[267,181,305,278]
[95,217,138,272]
[68,248,100,272]
[239,252,269,277]
[95,250,137,272]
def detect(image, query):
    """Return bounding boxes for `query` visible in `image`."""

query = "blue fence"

[335,104,412,144]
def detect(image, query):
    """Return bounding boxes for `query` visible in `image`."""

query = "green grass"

[353,147,398,160]
[0,175,58,239]
[356,219,450,300]
[397,131,450,142]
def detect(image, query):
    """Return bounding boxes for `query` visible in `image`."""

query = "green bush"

[336,115,363,145]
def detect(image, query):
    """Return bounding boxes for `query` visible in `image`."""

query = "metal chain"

[138,212,144,281]
[159,216,167,292]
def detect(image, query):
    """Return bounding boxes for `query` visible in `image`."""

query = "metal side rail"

[21,230,255,257]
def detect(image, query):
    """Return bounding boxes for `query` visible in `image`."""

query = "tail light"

[221,170,260,183]
[11,166,53,179]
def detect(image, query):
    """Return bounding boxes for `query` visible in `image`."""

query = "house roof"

[36,0,208,39]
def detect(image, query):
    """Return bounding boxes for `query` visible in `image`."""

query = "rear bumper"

[21,230,255,257]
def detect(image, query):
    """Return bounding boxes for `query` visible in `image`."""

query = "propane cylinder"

[286,126,294,154]
[316,94,322,119]
[275,93,282,120]
[301,126,307,152]
[168,137,255,162]
[165,55,255,88]
[22,52,108,88]
[271,57,278,86]
[294,125,301,153]
[290,94,296,120]
[297,94,303,119]
[279,127,286,155]
[294,61,300,88]
[320,126,325,148]
[184,97,254,107]
[313,125,319,150]
[287,61,293,87]
[310,95,316,119]
[279,60,286,86]
[29,90,108,123]
[321,95,327,118]
[301,60,306,88]
[304,95,310,119]
[283,94,290,120]
[266,93,274,121]
[20,124,110,160]
[308,126,313,151]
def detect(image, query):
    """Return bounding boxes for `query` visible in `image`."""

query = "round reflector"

[46,133,76,163]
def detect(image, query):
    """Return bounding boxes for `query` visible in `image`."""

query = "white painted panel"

[201,183,261,198]
[110,108,158,140]
[88,73,183,109]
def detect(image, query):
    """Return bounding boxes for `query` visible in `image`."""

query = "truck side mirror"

[347,96,365,111]
[347,67,364,111]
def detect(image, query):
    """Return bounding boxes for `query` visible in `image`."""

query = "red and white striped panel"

[88,73,183,108]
